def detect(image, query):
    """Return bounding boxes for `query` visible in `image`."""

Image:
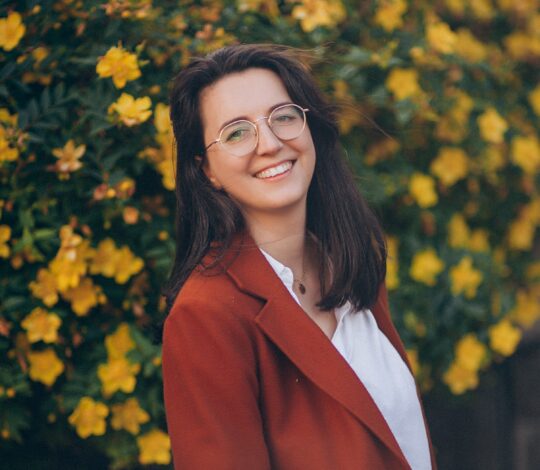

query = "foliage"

[0,0,539,466]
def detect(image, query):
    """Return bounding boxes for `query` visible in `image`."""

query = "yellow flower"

[408,173,438,208]
[32,46,49,64]
[406,349,420,377]
[123,206,140,225]
[435,90,474,143]
[49,231,92,292]
[510,289,540,327]
[0,225,11,258]
[89,238,144,284]
[111,398,150,434]
[68,397,109,439]
[525,197,540,225]
[477,107,508,144]
[447,214,469,248]
[479,146,506,182]
[137,429,171,465]
[410,248,445,286]
[154,103,171,134]
[105,323,136,359]
[449,256,483,298]
[507,216,535,251]
[373,0,408,32]
[426,21,457,54]
[510,135,540,175]
[114,246,144,284]
[96,46,141,89]
[529,85,540,116]
[445,0,464,15]
[52,140,85,177]
[237,0,280,17]
[21,307,62,344]
[386,236,399,290]
[469,229,490,252]
[89,238,118,277]
[0,125,19,164]
[27,348,64,386]
[140,128,176,190]
[455,333,487,371]
[443,361,479,394]
[108,93,152,127]
[470,0,495,19]
[430,147,469,187]
[156,131,176,189]
[29,268,59,306]
[61,277,105,316]
[489,319,521,356]
[97,356,140,397]
[454,28,487,62]
[364,137,400,166]
[291,0,346,33]
[504,31,540,60]
[0,12,26,51]
[404,311,427,337]
[0,108,17,126]
[385,68,421,101]
[526,261,540,281]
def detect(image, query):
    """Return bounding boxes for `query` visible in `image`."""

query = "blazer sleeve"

[162,295,271,470]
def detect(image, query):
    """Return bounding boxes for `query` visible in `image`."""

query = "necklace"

[294,277,307,295]
[293,241,308,295]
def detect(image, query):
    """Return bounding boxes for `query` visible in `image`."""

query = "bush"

[0,0,538,467]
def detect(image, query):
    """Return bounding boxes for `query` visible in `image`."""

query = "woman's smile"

[254,159,295,179]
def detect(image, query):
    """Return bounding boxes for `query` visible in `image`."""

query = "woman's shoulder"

[166,255,261,329]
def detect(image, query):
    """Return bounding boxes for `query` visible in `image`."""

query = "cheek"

[207,156,249,187]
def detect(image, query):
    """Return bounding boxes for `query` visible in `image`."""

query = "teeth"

[255,161,293,179]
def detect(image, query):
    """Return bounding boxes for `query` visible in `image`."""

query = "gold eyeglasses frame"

[204,103,310,157]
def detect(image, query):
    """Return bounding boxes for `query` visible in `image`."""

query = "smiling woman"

[162,44,436,470]
[200,68,316,218]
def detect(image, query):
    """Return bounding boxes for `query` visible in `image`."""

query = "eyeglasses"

[205,103,309,157]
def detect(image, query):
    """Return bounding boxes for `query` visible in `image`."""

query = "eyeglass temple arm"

[205,140,219,151]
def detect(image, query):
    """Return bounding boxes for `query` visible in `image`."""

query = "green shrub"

[0,0,538,466]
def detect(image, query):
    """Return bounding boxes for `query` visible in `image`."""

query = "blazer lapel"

[224,235,410,469]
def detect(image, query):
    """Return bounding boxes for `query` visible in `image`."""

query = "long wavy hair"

[164,43,386,316]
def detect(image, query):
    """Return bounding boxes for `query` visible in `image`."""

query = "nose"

[255,120,283,156]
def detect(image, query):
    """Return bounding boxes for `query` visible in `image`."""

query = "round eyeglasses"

[205,103,309,157]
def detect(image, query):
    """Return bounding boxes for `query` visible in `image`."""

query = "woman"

[162,44,436,469]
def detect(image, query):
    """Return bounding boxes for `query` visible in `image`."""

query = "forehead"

[199,68,292,132]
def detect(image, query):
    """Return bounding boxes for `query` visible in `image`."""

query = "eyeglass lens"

[220,104,306,156]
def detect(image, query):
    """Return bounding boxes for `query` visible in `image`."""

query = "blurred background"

[0,0,538,468]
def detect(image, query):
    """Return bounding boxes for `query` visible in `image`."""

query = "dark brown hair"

[164,43,386,315]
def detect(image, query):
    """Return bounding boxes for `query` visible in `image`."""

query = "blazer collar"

[222,233,411,468]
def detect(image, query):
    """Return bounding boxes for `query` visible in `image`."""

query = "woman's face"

[199,68,316,222]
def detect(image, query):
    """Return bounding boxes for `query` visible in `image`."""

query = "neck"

[243,206,307,276]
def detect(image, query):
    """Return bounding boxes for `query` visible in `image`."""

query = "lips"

[254,160,293,179]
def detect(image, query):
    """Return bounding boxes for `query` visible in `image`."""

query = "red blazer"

[162,236,437,469]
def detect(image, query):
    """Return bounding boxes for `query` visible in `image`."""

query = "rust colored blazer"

[162,237,437,469]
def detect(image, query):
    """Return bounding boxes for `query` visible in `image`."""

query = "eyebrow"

[217,101,294,130]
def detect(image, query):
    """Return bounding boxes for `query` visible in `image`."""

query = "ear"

[198,156,223,190]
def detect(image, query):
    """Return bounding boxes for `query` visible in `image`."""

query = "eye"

[271,106,302,125]
[222,122,254,143]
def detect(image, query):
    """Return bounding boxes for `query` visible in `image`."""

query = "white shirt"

[260,249,432,470]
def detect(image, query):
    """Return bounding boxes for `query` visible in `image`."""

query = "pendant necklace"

[294,245,307,295]
[295,278,307,295]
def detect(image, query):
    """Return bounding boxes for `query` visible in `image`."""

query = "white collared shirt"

[260,249,432,470]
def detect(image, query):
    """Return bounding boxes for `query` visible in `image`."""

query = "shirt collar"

[259,247,353,323]
[259,248,295,291]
